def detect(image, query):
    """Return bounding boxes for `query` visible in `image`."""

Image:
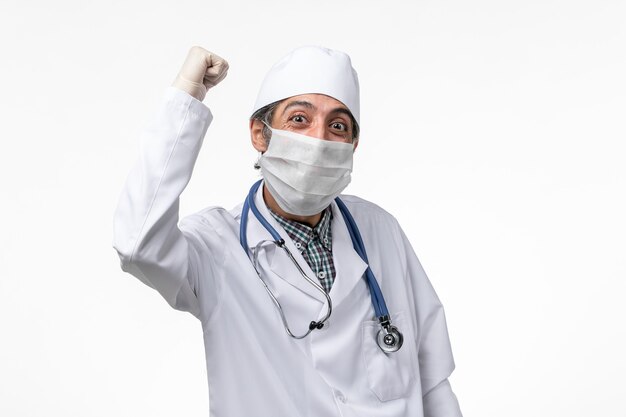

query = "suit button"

[334,390,346,403]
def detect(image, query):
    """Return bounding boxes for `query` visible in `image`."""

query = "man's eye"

[291,115,306,123]
[331,122,347,131]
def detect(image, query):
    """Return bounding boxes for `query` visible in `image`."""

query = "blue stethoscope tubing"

[240,179,403,352]
[333,196,388,319]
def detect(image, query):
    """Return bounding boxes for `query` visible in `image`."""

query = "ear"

[250,119,268,152]
[352,138,359,152]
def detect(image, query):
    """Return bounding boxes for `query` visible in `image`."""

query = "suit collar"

[242,182,369,314]
[317,199,368,319]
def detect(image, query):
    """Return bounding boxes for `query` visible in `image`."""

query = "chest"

[202,224,421,404]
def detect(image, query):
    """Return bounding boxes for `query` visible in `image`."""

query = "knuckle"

[218,59,229,70]
[190,45,210,58]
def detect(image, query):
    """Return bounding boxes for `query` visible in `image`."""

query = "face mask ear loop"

[261,121,273,144]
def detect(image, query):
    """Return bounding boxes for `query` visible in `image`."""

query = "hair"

[250,100,282,144]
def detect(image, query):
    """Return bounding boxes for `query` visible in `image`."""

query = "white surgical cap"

[252,46,360,124]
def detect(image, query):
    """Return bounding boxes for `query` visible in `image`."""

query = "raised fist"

[172,46,229,101]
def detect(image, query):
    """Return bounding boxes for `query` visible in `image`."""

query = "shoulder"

[336,193,402,233]
[337,194,399,221]
[179,204,241,235]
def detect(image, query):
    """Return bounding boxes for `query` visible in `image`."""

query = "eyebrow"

[331,108,353,120]
[281,100,315,115]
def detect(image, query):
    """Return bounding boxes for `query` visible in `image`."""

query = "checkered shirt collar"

[268,206,333,252]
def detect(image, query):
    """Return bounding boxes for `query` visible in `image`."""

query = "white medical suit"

[112,87,463,417]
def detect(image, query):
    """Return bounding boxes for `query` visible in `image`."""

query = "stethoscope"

[239,179,403,353]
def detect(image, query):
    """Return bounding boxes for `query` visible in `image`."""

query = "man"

[113,45,463,417]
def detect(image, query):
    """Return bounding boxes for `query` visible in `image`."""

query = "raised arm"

[112,47,228,319]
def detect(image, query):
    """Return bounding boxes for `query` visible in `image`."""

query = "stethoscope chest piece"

[377,324,403,353]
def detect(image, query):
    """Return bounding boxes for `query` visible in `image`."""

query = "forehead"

[277,93,350,113]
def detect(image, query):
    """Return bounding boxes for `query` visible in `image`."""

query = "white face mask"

[259,127,354,216]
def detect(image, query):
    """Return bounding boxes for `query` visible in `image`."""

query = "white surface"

[0,0,624,416]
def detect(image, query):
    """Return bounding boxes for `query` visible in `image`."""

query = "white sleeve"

[112,87,214,319]
[423,379,462,417]
[395,224,463,417]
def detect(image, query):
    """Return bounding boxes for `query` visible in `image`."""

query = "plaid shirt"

[268,206,336,293]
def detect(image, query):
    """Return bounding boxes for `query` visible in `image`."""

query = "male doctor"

[113,45,463,417]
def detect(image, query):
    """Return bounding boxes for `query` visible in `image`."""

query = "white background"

[1,0,624,416]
